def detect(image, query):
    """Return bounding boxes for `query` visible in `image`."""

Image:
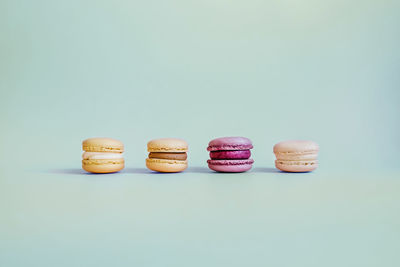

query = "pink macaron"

[207,137,254,172]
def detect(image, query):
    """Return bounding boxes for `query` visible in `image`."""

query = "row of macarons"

[82,137,319,174]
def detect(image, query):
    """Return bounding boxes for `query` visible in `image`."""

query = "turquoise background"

[1,0,399,266]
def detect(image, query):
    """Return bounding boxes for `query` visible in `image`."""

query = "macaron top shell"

[273,140,319,154]
[147,138,188,152]
[207,137,253,151]
[82,137,124,152]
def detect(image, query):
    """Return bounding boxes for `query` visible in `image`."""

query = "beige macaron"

[146,138,188,173]
[273,140,319,172]
[82,137,124,173]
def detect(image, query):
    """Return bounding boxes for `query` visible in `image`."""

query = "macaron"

[82,137,124,173]
[273,140,319,172]
[146,138,188,172]
[207,137,254,172]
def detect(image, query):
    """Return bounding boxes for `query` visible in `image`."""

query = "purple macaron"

[207,137,254,172]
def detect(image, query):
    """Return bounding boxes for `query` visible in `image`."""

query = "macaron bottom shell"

[207,159,254,173]
[82,159,125,173]
[275,160,318,172]
[146,158,188,173]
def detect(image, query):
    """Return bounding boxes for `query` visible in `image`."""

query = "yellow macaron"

[82,137,124,173]
[146,138,188,173]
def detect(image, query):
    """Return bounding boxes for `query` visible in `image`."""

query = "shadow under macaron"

[44,167,315,175]
[45,168,119,175]
[126,167,213,174]
[44,167,212,175]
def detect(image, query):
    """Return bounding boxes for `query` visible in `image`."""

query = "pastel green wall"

[1,2,400,267]
[1,0,399,171]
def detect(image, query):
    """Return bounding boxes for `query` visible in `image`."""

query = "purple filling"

[210,150,251,160]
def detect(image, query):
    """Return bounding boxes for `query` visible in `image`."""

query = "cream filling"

[82,152,123,160]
